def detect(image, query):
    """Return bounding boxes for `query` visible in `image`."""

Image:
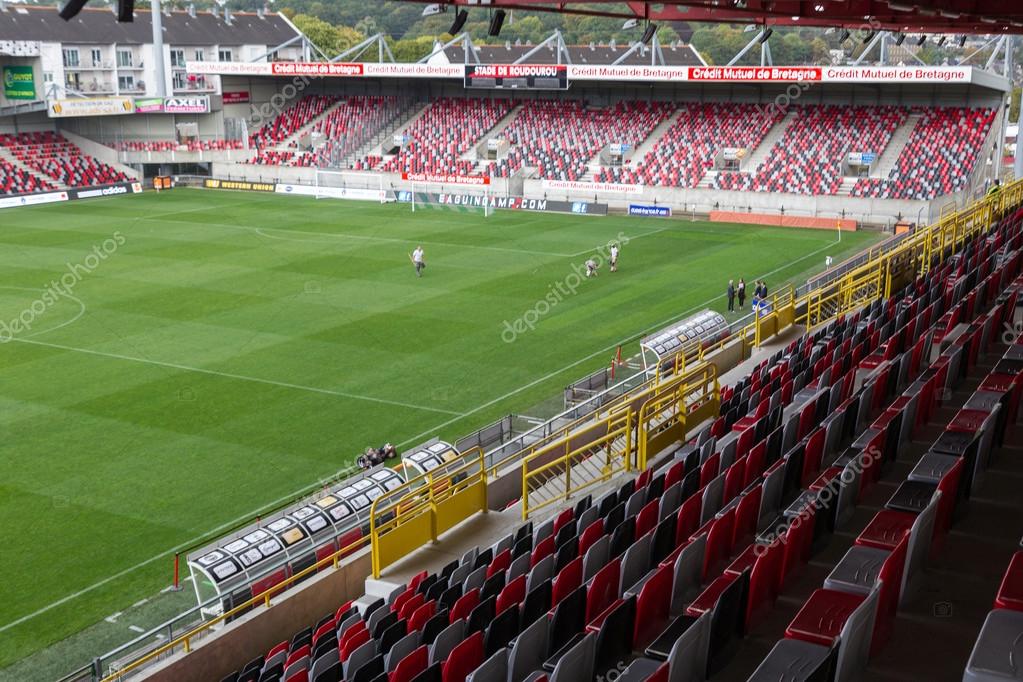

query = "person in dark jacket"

[737,279,746,310]
[727,280,736,312]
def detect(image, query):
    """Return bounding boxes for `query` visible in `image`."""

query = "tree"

[290,14,365,58]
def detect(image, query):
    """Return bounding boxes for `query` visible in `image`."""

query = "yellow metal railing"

[795,179,1023,331]
[369,448,487,578]
[520,408,633,519]
[637,363,719,470]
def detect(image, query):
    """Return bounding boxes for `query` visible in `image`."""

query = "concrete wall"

[141,548,372,682]
[59,129,141,179]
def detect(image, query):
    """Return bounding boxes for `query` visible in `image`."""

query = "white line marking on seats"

[103,612,122,624]
[8,337,463,416]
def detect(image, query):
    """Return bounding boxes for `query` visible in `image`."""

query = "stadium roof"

[0,4,299,46]
[438,42,704,66]
[403,1,1023,35]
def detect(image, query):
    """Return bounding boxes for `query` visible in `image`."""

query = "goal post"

[407,179,492,217]
[313,169,390,203]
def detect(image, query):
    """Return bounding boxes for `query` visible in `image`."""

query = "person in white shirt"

[825,255,834,269]
[411,245,425,277]
[585,258,599,277]
[609,243,620,272]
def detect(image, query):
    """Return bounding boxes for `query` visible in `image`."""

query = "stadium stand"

[375,97,515,176]
[213,202,1023,682]
[595,103,782,188]
[0,156,54,195]
[0,132,129,187]
[112,139,246,152]
[714,105,907,195]
[852,107,997,200]
[248,95,339,151]
[489,100,673,181]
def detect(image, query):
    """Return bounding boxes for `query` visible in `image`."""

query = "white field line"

[8,337,463,416]
[0,232,841,633]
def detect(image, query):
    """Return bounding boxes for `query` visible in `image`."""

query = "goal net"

[398,179,493,217]
[313,170,391,203]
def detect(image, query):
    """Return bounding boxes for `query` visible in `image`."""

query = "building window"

[62,48,80,68]
[118,75,135,91]
[172,71,187,90]
[218,49,232,62]
[170,49,185,68]
[194,49,204,61]
[117,50,133,67]
[90,48,102,67]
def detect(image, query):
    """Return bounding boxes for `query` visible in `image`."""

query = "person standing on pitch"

[727,280,736,312]
[410,245,425,277]
[737,278,746,310]
[609,243,620,272]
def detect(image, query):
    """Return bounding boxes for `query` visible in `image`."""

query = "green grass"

[0,188,881,675]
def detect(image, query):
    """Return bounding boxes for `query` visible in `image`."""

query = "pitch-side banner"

[542,180,643,195]
[187,61,979,85]
[275,182,389,202]
[401,172,491,186]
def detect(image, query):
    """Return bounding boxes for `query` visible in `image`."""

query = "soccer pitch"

[0,188,881,671]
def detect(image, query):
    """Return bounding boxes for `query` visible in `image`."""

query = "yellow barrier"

[520,408,633,519]
[370,449,487,578]
[637,363,719,470]
[796,179,1023,331]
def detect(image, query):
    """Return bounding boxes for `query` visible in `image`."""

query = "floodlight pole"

[150,0,167,97]
[728,29,765,66]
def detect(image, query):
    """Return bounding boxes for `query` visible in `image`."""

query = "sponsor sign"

[847,152,877,166]
[3,65,35,100]
[186,60,983,87]
[222,91,250,104]
[71,182,143,199]
[401,172,490,186]
[164,96,210,114]
[48,97,134,118]
[629,204,672,218]
[0,190,68,209]
[542,179,643,195]
[134,96,210,114]
[275,183,388,202]
[203,178,275,192]
[397,191,608,216]
[465,63,569,90]
[134,97,164,113]
[722,148,747,161]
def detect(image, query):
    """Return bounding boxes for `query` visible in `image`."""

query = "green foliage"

[290,13,365,57]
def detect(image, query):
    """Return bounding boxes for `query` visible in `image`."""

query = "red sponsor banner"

[270,62,365,77]
[222,91,250,104]
[401,172,491,186]
[688,66,823,82]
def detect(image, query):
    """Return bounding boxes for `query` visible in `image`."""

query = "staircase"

[464,103,524,163]
[578,108,682,182]
[741,110,798,173]
[871,112,921,179]
[0,146,67,190]
[361,101,437,160]
[274,99,347,151]
[836,176,859,196]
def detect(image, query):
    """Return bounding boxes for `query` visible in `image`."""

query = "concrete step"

[742,110,798,173]
[872,113,921,179]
